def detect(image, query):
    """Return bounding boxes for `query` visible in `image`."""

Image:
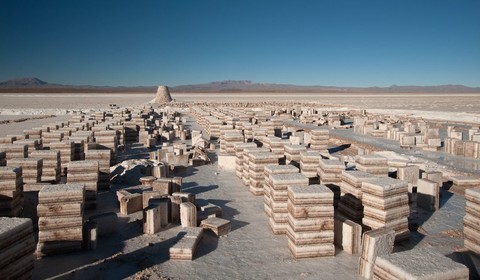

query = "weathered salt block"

[180,202,197,227]
[169,227,203,260]
[358,227,395,279]
[417,178,439,211]
[200,217,231,236]
[373,248,469,280]
[0,217,36,279]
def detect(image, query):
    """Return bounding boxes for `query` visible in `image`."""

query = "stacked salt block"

[67,137,85,160]
[85,150,111,190]
[169,227,203,260]
[7,158,42,184]
[318,159,344,184]
[180,202,197,227]
[361,177,410,242]
[123,121,139,142]
[42,131,64,149]
[373,248,469,280]
[338,171,375,223]
[262,136,285,156]
[143,198,169,234]
[0,167,23,217]
[67,160,99,209]
[248,152,278,195]
[300,150,320,179]
[263,165,299,217]
[49,141,74,175]
[450,176,480,195]
[30,150,61,183]
[36,184,85,257]
[0,150,5,166]
[241,147,269,186]
[334,214,362,254]
[464,187,480,255]
[284,144,306,165]
[233,143,257,179]
[309,129,329,152]
[318,159,344,207]
[0,144,28,160]
[286,185,335,259]
[0,217,36,279]
[221,132,244,155]
[269,173,308,234]
[358,227,395,279]
[200,217,231,236]
[355,155,388,176]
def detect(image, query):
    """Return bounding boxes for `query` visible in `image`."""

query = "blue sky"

[1,0,479,87]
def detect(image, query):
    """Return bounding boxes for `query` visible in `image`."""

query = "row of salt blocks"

[0,167,23,217]
[36,184,85,257]
[234,143,257,179]
[263,165,299,218]
[0,217,36,279]
[464,187,480,255]
[287,185,335,259]
[269,173,309,234]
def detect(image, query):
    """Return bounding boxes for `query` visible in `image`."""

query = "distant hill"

[172,80,480,93]
[0,77,49,87]
[1,77,479,93]
[0,77,155,93]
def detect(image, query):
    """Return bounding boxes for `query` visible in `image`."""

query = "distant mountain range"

[1,77,480,93]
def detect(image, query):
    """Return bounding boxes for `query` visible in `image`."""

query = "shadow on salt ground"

[446,251,480,280]
[182,183,219,195]
[48,235,180,280]
[195,231,219,259]
[328,143,351,154]
[440,182,454,208]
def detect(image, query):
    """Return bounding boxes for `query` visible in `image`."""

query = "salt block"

[397,165,420,186]
[180,202,197,228]
[149,197,170,226]
[120,193,143,215]
[334,214,362,254]
[143,204,162,234]
[200,217,231,236]
[152,178,172,195]
[417,178,439,211]
[358,227,395,279]
[374,248,469,280]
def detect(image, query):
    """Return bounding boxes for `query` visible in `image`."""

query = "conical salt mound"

[154,86,172,103]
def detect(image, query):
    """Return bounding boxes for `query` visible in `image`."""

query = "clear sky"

[1,0,479,87]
